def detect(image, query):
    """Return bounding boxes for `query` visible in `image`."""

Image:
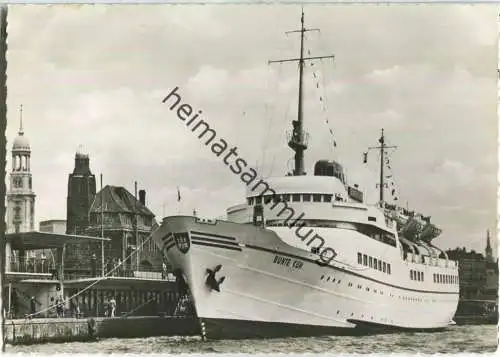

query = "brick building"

[63,152,162,276]
[85,185,161,271]
[66,149,96,235]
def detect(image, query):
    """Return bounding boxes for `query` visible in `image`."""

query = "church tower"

[485,229,494,263]
[6,105,36,233]
[66,147,96,234]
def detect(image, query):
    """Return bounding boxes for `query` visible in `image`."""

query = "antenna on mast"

[268,10,335,176]
[366,128,397,208]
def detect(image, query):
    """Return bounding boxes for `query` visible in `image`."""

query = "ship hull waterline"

[155,216,456,340]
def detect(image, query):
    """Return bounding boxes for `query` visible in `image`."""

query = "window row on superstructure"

[357,252,392,274]
[433,273,458,284]
[247,193,345,206]
[410,269,424,281]
[266,218,397,248]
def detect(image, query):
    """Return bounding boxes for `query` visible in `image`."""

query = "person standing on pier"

[55,295,64,318]
[91,253,97,277]
[30,296,36,318]
[109,297,116,317]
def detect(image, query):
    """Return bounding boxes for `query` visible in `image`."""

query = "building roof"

[89,185,155,217]
[6,231,110,250]
[12,132,30,151]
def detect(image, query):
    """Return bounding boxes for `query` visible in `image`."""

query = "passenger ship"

[152,11,459,339]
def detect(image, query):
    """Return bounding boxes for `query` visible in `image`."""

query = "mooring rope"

[20,226,161,319]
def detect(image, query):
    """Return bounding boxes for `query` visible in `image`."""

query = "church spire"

[19,104,23,135]
[485,229,493,262]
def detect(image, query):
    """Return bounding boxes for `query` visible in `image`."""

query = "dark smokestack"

[139,189,146,206]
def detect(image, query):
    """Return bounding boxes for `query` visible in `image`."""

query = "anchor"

[205,264,225,292]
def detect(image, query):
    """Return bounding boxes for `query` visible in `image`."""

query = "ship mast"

[367,129,397,208]
[268,10,335,176]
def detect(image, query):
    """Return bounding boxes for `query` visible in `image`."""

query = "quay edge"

[4,316,200,345]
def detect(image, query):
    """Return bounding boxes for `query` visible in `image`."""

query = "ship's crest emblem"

[174,232,190,254]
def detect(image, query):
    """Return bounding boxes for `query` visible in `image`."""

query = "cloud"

[5,4,497,257]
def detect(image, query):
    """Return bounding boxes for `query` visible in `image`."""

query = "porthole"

[327,277,330,282]
[332,278,336,283]
[320,275,324,280]
[337,280,341,284]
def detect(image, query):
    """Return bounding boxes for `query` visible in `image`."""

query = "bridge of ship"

[225,173,454,269]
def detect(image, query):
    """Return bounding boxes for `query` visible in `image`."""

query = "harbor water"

[6,325,498,354]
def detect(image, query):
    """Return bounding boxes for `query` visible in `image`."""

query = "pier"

[4,316,200,345]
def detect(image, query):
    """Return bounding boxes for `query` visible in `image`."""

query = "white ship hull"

[153,216,459,340]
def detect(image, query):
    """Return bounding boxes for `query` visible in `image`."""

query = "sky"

[5,4,498,255]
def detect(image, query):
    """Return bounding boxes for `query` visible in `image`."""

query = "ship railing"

[64,268,172,281]
[6,257,56,275]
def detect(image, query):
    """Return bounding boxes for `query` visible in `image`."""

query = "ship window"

[422,272,424,281]
[369,257,373,268]
[303,194,311,202]
[282,194,290,202]
[387,264,391,274]
[248,197,254,205]
[273,195,281,204]
[378,260,382,271]
[256,196,262,204]
[383,262,387,273]
[363,254,368,266]
[410,270,414,280]
[292,194,301,202]
[373,258,378,269]
[433,274,436,283]
[357,253,362,264]
[368,216,376,222]
[323,194,332,202]
[313,194,322,202]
